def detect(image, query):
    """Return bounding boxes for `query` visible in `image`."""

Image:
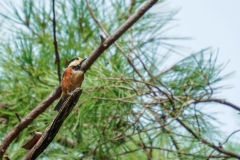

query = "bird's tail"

[54,98,64,111]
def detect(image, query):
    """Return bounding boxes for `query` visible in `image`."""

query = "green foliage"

[0,0,237,159]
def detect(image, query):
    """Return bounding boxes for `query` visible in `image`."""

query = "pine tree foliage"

[0,0,239,159]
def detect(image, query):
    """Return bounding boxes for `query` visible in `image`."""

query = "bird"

[54,57,87,111]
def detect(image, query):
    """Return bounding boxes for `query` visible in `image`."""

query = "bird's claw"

[67,91,74,96]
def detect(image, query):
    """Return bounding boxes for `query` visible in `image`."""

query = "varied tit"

[54,57,87,111]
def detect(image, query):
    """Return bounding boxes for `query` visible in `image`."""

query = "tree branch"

[221,129,240,145]
[23,88,82,160]
[80,0,158,72]
[52,0,61,83]
[195,98,240,112]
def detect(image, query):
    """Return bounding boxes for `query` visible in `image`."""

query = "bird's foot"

[67,91,74,96]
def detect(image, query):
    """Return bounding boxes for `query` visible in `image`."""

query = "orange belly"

[61,67,84,99]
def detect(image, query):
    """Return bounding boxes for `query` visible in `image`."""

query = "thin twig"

[194,104,201,136]
[85,0,109,37]
[52,0,61,83]
[221,129,240,145]
[169,135,183,160]
[127,0,135,18]
[137,130,152,160]
[207,149,216,160]
[15,113,21,122]
[207,129,240,159]
[195,98,240,112]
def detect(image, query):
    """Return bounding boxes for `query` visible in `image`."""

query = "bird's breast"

[61,67,84,95]
[71,70,84,87]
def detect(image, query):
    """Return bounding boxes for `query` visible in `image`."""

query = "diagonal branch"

[23,88,82,160]
[221,129,240,145]
[52,0,61,83]
[81,0,158,72]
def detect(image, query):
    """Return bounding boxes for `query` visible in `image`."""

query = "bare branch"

[52,0,61,83]
[85,0,109,37]
[196,98,240,112]
[15,113,21,122]
[23,88,82,160]
[221,129,240,145]
[127,0,136,18]
[22,132,43,150]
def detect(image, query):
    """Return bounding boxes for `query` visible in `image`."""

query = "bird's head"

[68,57,87,68]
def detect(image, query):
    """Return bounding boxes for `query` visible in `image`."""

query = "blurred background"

[167,0,240,136]
[0,0,239,159]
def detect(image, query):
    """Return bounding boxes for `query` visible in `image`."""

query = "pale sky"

[166,0,240,138]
